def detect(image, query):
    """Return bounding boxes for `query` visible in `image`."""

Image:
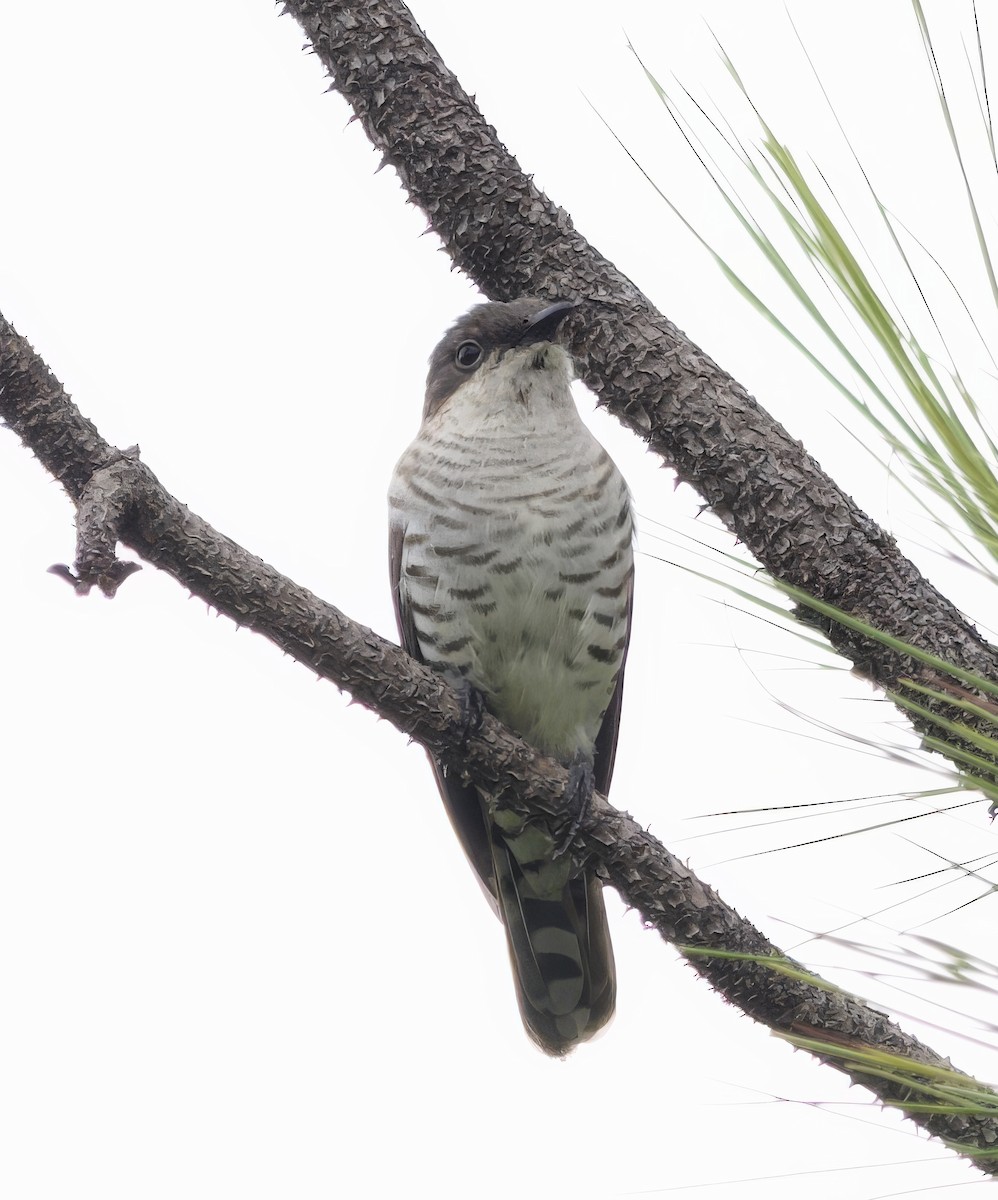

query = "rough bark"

[281,0,998,772]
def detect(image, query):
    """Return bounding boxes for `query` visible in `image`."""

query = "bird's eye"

[454,340,483,370]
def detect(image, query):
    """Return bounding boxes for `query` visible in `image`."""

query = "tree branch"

[280,0,998,777]
[2,312,997,1166]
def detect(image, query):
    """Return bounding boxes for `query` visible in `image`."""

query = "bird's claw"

[552,755,594,858]
[452,678,487,749]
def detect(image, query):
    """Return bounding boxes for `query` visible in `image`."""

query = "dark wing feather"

[388,520,419,657]
[389,521,499,914]
[592,570,633,798]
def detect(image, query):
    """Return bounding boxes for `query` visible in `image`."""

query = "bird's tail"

[491,830,616,1056]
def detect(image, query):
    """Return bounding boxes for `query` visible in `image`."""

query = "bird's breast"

[390,417,632,760]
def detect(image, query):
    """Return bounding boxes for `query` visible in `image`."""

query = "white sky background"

[2,1,997,1197]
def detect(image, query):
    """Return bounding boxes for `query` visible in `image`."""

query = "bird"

[388,296,634,1055]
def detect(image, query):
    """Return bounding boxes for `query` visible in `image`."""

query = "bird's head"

[423,297,579,422]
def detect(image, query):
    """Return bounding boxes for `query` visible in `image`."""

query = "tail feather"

[492,836,615,1056]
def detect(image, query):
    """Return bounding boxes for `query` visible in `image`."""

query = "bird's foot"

[451,677,487,750]
[552,753,595,858]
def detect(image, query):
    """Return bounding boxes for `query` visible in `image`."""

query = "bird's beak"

[516,300,578,346]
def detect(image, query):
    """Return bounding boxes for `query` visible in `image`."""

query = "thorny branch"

[281,0,998,769]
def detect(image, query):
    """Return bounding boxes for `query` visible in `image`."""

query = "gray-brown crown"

[423,297,577,419]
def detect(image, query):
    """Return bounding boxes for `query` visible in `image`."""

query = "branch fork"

[48,445,144,596]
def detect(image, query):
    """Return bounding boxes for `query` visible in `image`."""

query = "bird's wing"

[592,569,634,798]
[389,520,500,914]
